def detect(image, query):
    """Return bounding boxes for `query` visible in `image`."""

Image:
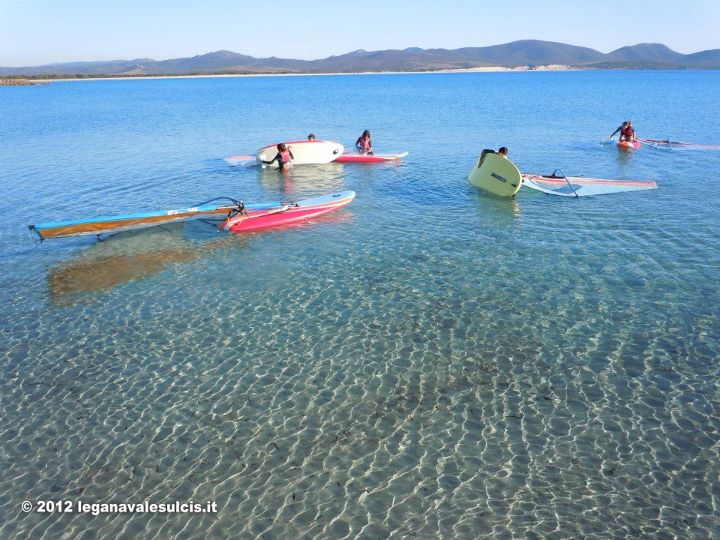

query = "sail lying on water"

[521,173,657,198]
[28,198,272,240]
[638,138,720,150]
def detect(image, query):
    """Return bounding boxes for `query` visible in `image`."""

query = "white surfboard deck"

[256,140,344,168]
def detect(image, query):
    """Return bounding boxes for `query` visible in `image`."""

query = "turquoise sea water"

[1,71,719,538]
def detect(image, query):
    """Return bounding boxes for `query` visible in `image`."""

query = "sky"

[1,0,719,66]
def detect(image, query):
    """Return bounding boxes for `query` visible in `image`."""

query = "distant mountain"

[684,49,720,67]
[0,51,310,77]
[1,40,718,77]
[607,43,685,63]
[452,40,607,66]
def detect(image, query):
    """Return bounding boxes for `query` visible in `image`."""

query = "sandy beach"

[27,64,579,83]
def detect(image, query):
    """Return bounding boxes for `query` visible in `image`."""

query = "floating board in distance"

[617,140,641,151]
[334,151,408,163]
[521,173,657,197]
[256,140,344,168]
[468,151,522,197]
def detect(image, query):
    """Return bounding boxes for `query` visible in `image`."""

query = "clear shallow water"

[1,71,719,538]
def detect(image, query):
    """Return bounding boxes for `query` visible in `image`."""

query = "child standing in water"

[355,130,373,155]
[610,121,636,142]
[261,143,294,170]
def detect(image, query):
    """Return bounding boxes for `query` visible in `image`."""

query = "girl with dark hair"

[355,130,373,155]
[261,143,294,170]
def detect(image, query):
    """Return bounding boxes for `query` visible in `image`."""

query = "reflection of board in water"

[46,211,355,305]
[47,225,238,305]
[257,163,347,195]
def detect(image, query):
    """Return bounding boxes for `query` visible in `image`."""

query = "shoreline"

[27,65,580,83]
[0,78,47,86]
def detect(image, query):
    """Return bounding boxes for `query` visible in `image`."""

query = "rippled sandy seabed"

[1,71,719,538]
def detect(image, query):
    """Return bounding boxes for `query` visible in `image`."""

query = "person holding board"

[479,146,509,165]
[610,121,636,142]
[468,146,521,197]
[261,143,294,170]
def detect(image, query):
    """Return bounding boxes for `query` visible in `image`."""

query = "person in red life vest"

[610,121,637,142]
[261,143,294,170]
[355,130,373,155]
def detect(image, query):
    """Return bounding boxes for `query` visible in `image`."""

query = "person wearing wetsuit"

[355,130,373,155]
[610,121,636,142]
[479,146,508,165]
[261,143,294,170]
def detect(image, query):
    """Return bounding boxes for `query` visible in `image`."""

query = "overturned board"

[468,152,522,197]
[256,140,344,168]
